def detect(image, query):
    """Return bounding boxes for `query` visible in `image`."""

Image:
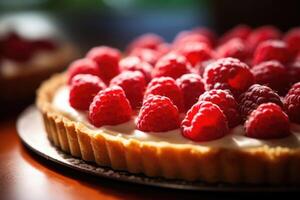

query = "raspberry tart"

[37,26,300,184]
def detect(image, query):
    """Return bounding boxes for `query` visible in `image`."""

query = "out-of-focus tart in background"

[0,13,79,112]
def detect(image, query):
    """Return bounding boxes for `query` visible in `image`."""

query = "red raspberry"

[176,73,205,111]
[253,40,291,65]
[127,33,164,53]
[119,56,153,82]
[238,84,283,119]
[69,74,106,110]
[219,24,252,44]
[246,25,281,53]
[86,46,121,84]
[67,58,101,84]
[1,32,34,62]
[144,77,184,111]
[173,32,212,48]
[152,52,190,79]
[110,71,146,109]
[288,60,300,85]
[283,27,300,57]
[136,95,180,132]
[216,38,249,62]
[199,89,241,128]
[130,48,160,66]
[245,103,290,139]
[251,60,289,95]
[192,27,217,47]
[284,82,300,123]
[181,101,229,141]
[176,42,214,67]
[203,57,254,96]
[89,86,132,127]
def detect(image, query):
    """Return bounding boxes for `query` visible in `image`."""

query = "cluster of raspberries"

[67,25,300,142]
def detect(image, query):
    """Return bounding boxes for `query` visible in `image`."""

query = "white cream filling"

[52,86,300,149]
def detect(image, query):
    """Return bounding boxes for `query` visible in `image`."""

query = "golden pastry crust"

[36,73,300,184]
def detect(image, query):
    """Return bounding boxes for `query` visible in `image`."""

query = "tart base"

[37,74,300,184]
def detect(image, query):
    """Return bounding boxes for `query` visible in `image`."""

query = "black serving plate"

[17,106,299,192]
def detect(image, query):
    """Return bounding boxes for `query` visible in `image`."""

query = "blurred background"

[0,0,300,115]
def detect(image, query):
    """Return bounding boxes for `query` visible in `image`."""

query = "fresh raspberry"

[216,38,249,62]
[89,86,132,127]
[199,89,241,128]
[192,27,217,47]
[69,74,106,110]
[127,33,164,53]
[176,42,214,67]
[110,71,146,109]
[173,32,212,48]
[203,57,254,96]
[196,59,215,77]
[288,60,300,85]
[245,103,290,139]
[86,46,121,83]
[67,58,101,84]
[32,39,56,51]
[136,95,180,132]
[130,48,160,66]
[181,101,229,141]
[284,82,300,123]
[283,27,300,57]
[238,84,283,119]
[251,60,289,95]
[176,73,205,111]
[246,25,281,53]
[144,77,184,111]
[119,56,153,82]
[152,52,190,79]
[219,24,252,44]
[0,32,34,62]
[253,40,292,65]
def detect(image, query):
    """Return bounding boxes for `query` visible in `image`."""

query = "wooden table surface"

[0,116,289,200]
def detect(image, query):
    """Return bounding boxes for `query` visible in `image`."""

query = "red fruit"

[177,42,214,67]
[130,48,160,66]
[119,56,153,82]
[245,103,290,139]
[216,38,249,62]
[246,25,281,53]
[152,52,190,79]
[1,32,34,62]
[181,101,229,142]
[192,27,217,46]
[136,95,180,132]
[283,27,300,56]
[86,46,121,83]
[127,33,164,53]
[251,60,289,95]
[284,82,300,123]
[67,58,101,84]
[144,77,184,111]
[89,86,132,127]
[238,84,283,119]
[173,32,212,48]
[69,74,106,110]
[203,57,254,96]
[110,71,146,109]
[288,60,300,85]
[219,24,252,44]
[199,89,241,128]
[176,73,205,111]
[253,40,291,65]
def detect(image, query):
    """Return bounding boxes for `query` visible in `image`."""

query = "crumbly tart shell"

[36,74,300,184]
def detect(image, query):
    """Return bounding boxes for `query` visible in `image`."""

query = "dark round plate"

[17,106,299,192]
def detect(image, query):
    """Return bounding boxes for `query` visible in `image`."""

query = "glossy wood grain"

[0,118,288,200]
